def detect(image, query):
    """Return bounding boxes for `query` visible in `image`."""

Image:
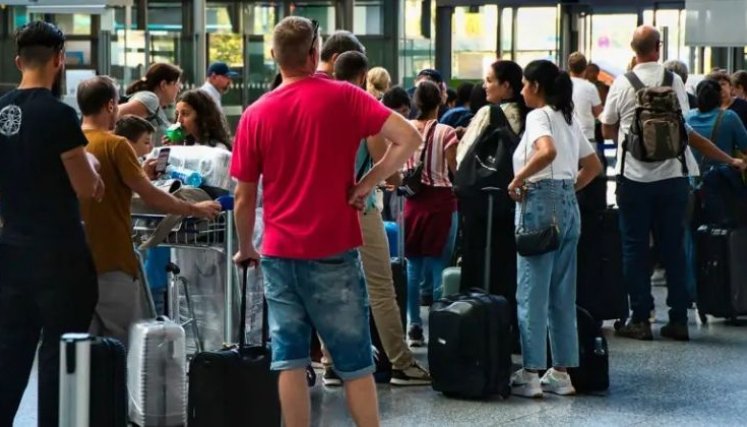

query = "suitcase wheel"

[613,320,623,331]
[499,385,511,400]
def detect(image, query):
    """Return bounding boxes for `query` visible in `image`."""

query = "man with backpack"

[601,25,746,341]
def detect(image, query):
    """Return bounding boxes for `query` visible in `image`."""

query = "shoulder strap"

[711,110,726,144]
[418,120,438,164]
[662,70,674,88]
[625,72,646,92]
[356,146,371,182]
[489,104,510,128]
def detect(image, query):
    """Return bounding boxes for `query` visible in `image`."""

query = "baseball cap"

[417,68,444,84]
[207,62,239,78]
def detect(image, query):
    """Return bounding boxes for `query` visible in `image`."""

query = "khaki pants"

[322,209,414,371]
[89,271,149,348]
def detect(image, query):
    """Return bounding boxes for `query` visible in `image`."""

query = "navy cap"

[207,62,239,78]
[417,68,443,84]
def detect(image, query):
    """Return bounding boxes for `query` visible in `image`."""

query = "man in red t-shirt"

[230,16,421,427]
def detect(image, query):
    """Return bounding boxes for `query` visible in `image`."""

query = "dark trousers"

[617,176,690,324]
[0,244,97,427]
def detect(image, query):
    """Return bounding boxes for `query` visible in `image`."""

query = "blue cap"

[207,62,239,78]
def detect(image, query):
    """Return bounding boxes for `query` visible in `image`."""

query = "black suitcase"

[428,189,513,399]
[577,207,628,322]
[576,174,607,214]
[187,262,281,427]
[59,334,127,427]
[696,226,747,321]
[568,306,609,393]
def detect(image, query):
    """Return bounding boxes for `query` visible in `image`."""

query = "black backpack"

[453,105,519,216]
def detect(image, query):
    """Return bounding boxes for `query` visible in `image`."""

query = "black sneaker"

[615,320,653,341]
[660,322,689,341]
[323,368,342,387]
[408,325,425,347]
[391,361,432,386]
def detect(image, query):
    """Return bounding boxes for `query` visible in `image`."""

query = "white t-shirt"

[571,76,602,140]
[599,62,699,182]
[513,106,596,183]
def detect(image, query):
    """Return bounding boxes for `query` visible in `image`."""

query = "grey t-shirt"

[130,91,170,143]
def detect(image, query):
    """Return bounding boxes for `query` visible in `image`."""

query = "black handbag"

[515,110,561,257]
[399,121,437,198]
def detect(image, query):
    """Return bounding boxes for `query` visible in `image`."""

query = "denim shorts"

[260,250,374,381]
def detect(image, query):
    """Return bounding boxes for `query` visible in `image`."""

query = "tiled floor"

[15,286,747,427]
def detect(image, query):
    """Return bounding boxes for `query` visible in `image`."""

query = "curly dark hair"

[177,89,232,150]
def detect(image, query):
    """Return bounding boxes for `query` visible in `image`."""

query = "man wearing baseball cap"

[200,61,239,107]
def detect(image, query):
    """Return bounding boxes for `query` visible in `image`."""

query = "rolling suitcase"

[187,261,281,427]
[372,191,408,383]
[128,317,187,427]
[696,226,747,322]
[568,306,609,393]
[441,266,461,297]
[59,334,127,427]
[577,207,628,323]
[428,188,513,399]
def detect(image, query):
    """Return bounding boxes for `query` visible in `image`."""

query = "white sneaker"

[510,369,543,398]
[540,368,576,396]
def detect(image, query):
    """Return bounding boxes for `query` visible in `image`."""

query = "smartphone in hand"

[155,147,171,175]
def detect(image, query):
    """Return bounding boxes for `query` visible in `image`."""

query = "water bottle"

[165,123,185,144]
[166,165,203,187]
[593,337,606,357]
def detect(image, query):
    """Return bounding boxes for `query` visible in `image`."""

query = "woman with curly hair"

[174,89,232,150]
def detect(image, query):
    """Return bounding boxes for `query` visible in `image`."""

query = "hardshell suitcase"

[128,317,187,427]
[428,189,513,399]
[441,266,461,297]
[696,226,747,320]
[59,334,127,427]
[187,261,281,427]
[577,207,628,322]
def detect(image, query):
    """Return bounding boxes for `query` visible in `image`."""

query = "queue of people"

[3,17,747,427]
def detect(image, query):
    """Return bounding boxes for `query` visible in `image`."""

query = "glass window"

[452,6,498,79]
[207,5,235,33]
[401,0,435,86]
[292,3,335,35]
[500,8,513,60]
[354,0,383,35]
[47,14,92,36]
[590,14,638,76]
[514,7,558,67]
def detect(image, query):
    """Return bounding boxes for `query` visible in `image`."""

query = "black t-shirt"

[0,88,88,247]
[729,98,747,130]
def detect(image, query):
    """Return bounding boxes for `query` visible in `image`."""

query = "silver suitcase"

[127,317,187,427]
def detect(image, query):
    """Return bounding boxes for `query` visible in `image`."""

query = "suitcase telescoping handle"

[482,187,501,292]
[239,259,268,350]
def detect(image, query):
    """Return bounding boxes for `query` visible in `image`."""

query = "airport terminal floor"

[14,287,747,427]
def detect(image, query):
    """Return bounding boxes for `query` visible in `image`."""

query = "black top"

[0,88,88,247]
[728,98,747,131]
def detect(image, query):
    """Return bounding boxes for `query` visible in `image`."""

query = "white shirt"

[200,81,222,107]
[600,62,699,182]
[513,106,596,183]
[571,76,602,140]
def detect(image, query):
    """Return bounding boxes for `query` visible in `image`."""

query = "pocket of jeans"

[518,190,554,233]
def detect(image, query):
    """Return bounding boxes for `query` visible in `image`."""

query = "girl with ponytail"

[506,60,602,398]
[119,63,183,135]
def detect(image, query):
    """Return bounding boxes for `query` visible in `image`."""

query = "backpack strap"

[662,70,674,88]
[489,104,510,128]
[624,72,646,93]
[356,147,371,182]
[711,109,726,144]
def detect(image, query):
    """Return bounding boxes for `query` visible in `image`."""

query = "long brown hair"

[126,63,182,95]
[178,89,232,150]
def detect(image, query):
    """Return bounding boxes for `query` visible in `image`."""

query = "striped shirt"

[404,120,458,188]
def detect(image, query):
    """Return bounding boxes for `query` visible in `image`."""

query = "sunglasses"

[309,19,319,55]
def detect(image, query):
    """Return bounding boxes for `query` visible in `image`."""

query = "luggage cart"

[131,202,237,353]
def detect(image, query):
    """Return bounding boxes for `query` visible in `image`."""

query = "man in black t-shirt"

[0,22,104,427]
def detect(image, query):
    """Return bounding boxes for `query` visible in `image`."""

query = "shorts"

[260,250,374,381]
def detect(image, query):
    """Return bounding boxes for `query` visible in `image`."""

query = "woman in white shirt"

[174,89,232,150]
[507,60,602,398]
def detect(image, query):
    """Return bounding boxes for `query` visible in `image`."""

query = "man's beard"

[51,67,63,99]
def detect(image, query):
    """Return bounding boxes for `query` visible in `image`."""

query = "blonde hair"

[366,67,391,100]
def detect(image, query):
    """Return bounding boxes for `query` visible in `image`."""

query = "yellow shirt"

[80,130,146,277]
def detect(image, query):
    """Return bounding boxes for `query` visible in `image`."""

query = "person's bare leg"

[343,375,380,427]
[278,369,311,427]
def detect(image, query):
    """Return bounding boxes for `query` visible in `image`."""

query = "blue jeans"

[420,211,458,298]
[617,176,689,324]
[407,257,444,326]
[515,180,580,370]
[260,250,374,381]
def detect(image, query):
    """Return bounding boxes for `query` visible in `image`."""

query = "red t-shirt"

[230,77,392,259]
